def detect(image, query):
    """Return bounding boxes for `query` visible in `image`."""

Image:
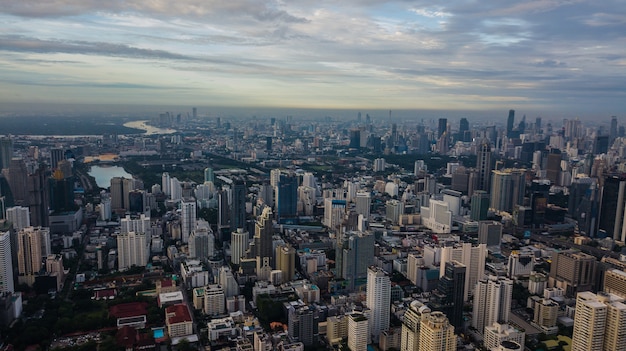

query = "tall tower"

[348,313,369,351]
[355,192,372,219]
[188,220,214,260]
[230,179,246,232]
[230,228,249,265]
[0,137,13,171]
[610,116,618,145]
[477,138,492,192]
[110,177,125,210]
[204,167,214,183]
[0,231,14,293]
[116,231,149,270]
[254,207,274,268]
[470,190,490,221]
[472,276,513,335]
[180,197,197,243]
[276,244,295,284]
[419,311,456,351]
[438,118,448,139]
[571,291,626,351]
[490,169,526,213]
[17,226,50,286]
[367,266,391,343]
[49,147,65,170]
[431,260,466,330]
[507,110,515,137]
[401,301,430,351]
[276,173,298,220]
[6,206,30,231]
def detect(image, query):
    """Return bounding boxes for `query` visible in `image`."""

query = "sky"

[0,0,625,116]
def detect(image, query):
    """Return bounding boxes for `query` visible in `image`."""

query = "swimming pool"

[153,328,165,339]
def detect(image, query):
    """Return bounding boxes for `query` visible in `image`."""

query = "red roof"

[160,279,174,287]
[109,302,148,319]
[166,304,192,325]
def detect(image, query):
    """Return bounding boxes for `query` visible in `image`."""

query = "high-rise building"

[116,231,149,270]
[162,172,171,197]
[180,197,197,243]
[286,301,318,346]
[7,158,28,206]
[120,213,150,234]
[440,243,487,301]
[477,138,492,192]
[472,276,513,335]
[324,198,346,230]
[217,188,230,237]
[420,199,452,234]
[348,313,369,351]
[598,174,626,241]
[478,221,502,247]
[28,165,50,227]
[430,260,466,330]
[610,116,618,145]
[470,190,490,221]
[0,137,13,171]
[507,250,535,278]
[230,179,246,232]
[438,118,448,138]
[483,323,525,351]
[507,110,515,137]
[549,250,597,297]
[419,311,456,351]
[49,147,65,170]
[571,291,626,351]
[355,192,371,220]
[367,266,391,343]
[0,231,14,293]
[6,206,30,231]
[253,207,274,268]
[204,167,214,183]
[604,269,626,299]
[110,177,125,210]
[188,220,214,260]
[400,301,430,351]
[490,169,526,213]
[276,244,295,284]
[230,228,249,265]
[204,284,225,316]
[276,173,298,220]
[338,231,375,290]
[17,226,50,286]
[49,169,75,212]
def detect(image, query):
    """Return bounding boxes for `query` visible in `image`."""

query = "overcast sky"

[0,0,625,116]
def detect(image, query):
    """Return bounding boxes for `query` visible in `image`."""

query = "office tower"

[276,173,298,220]
[49,147,65,170]
[401,301,430,351]
[549,251,597,296]
[439,242,487,301]
[7,158,28,206]
[0,197,5,220]
[568,176,597,236]
[204,284,225,316]
[204,167,214,183]
[419,311,456,351]
[438,118,447,138]
[0,137,12,171]
[490,169,526,213]
[610,116,618,144]
[324,198,346,230]
[431,260,466,330]
[337,231,375,290]
[276,244,295,284]
[546,152,562,185]
[476,138,492,192]
[120,213,150,234]
[598,174,626,240]
[110,177,125,210]
[355,192,371,219]
[254,207,274,268]
[230,180,246,231]
[367,267,391,343]
[347,313,369,351]
[6,206,30,231]
[478,221,502,247]
[49,169,74,213]
[470,190,490,221]
[170,177,182,201]
[286,302,318,346]
[17,226,50,286]
[459,117,470,141]
[116,231,149,270]
[349,129,361,148]
[0,231,14,293]
[188,220,214,260]
[571,291,626,351]
[483,323,525,351]
[128,190,146,213]
[472,276,513,335]
[507,110,515,137]
[162,172,171,197]
[594,135,609,154]
[180,197,196,243]
[28,165,49,227]
[230,228,249,265]
[507,250,535,278]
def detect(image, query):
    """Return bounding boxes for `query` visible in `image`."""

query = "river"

[123,120,176,135]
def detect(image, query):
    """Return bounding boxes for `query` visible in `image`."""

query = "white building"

[120,214,150,234]
[6,206,30,231]
[204,284,226,316]
[348,313,369,351]
[440,243,487,301]
[483,322,525,350]
[116,231,149,270]
[188,220,214,259]
[421,199,452,234]
[472,276,513,335]
[0,231,14,293]
[230,228,249,265]
[419,311,456,351]
[572,291,626,351]
[367,267,391,343]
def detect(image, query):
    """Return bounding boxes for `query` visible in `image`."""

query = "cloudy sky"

[0,0,625,115]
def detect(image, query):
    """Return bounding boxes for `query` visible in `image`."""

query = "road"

[528,233,619,260]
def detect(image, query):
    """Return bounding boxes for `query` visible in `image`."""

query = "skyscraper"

[367,266,391,343]
[17,226,50,286]
[490,169,526,213]
[476,138,492,192]
[400,301,430,351]
[254,207,274,268]
[276,244,296,284]
[431,260,466,330]
[0,231,14,293]
[180,197,197,243]
[571,291,626,351]
[28,165,50,227]
[230,179,246,232]
[472,276,513,335]
[548,250,597,297]
[0,137,13,171]
[438,118,447,138]
[598,174,626,240]
[116,231,149,270]
[348,313,369,351]
[610,116,618,145]
[478,221,502,247]
[338,231,375,290]
[355,192,372,219]
[470,190,490,221]
[276,173,298,220]
[440,243,487,301]
[6,206,30,231]
[419,311,456,351]
[188,220,214,260]
[49,147,65,170]
[204,167,214,183]
[230,228,249,265]
[507,110,515,137]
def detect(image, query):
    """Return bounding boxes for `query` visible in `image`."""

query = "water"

[123,120,176,135]
[88,165,133,188]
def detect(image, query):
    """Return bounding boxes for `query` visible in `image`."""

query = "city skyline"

[0,0,625,116]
